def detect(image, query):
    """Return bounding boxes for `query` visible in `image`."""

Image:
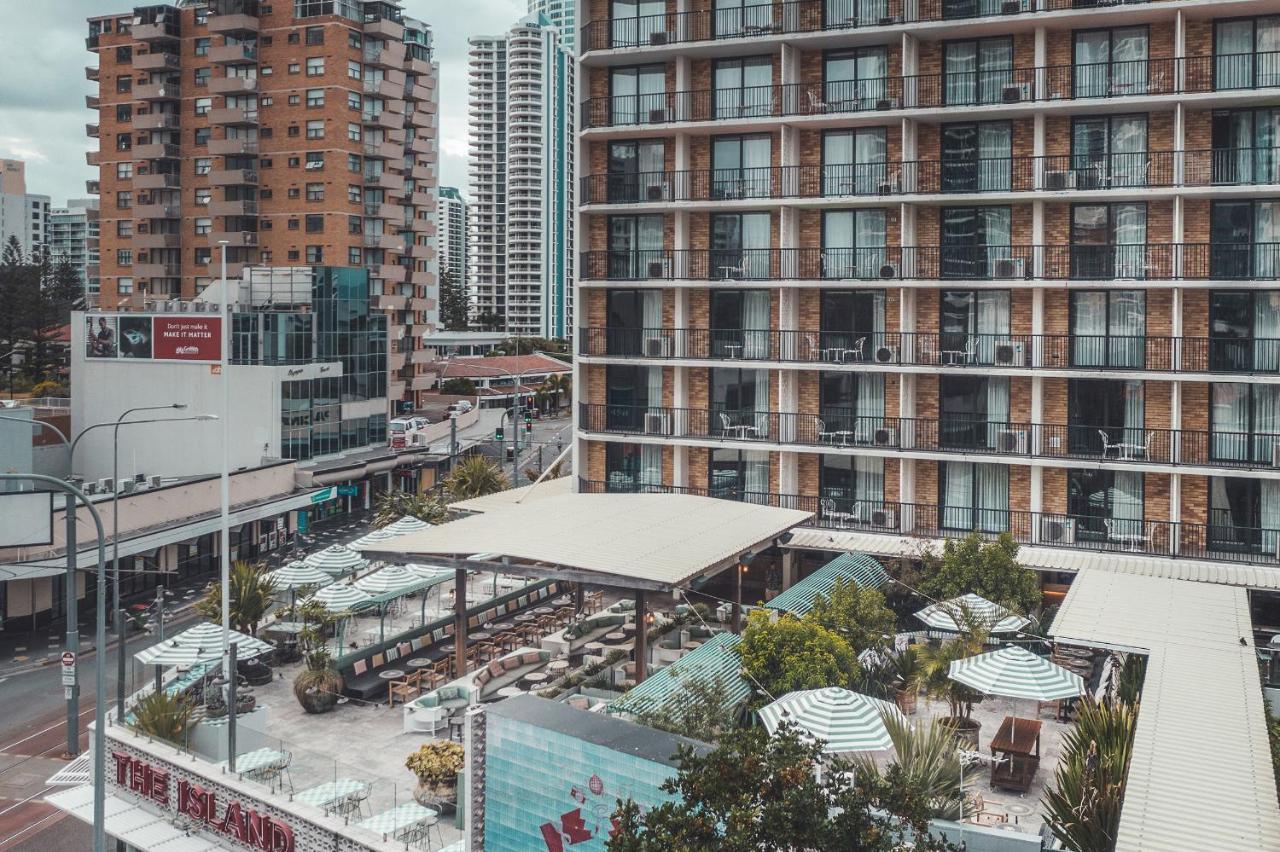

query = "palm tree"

[444,455,508,500]
[852,714,966,821]
[373,490,449,528]
[1043,698,1137,852]
[194,560,277,635]
[130,689,196,746]
[543,373,571,412]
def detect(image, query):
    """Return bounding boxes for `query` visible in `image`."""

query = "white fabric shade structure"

[948,645,1085,702]
[303,544,368,577]
[134,621,274,667]
[915,593,1030,635]
[349,515,431,550]
[266,561,333,591]
[758,687,906,754]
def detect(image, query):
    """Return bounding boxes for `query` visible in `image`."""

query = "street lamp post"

[452,358,527,483]
[217,240,233,750]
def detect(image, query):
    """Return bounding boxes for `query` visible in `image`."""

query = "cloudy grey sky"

[0,0,525,206]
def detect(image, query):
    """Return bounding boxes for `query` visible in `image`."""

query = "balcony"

[86,179,100,195]
[578,479,1279,568]
[132,173,180,190]
[208,12,259,35]
[133,203,180,219]
[132,20,180,42]
[209,76,257,95]
[364,15,405,40]
[132,52,179,72]
[373,294,408,311]
[209,169,259,186]
[210,230,258,248]
[362,43,406,69]
[86,65,99,82]
[132,112,179,131]
[134,82,179,101]
[208,138,258,156]
[362,111,401,131]
[209,199,258,216]
[371,264,406,283]
[363,171,404,192]
[363,201,400,220]
[85,94,100,109]
[134,142,180,159]
[133,232,182,249]
[578,244,1280,283]
[85,150,100,166]
[208,107,259,126]
[86,123,100,138]
[133,262,182,278]
[363,77,402,99]
[363,233,401,251]
[209,43,258,65]
[362,140,401,160]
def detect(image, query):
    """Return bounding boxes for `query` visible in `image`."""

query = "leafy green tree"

[441,377,477,395]
[473,311,503,332]
[607,725,962,852]
[437,267,470,331]
[632,672,739,742]
[443,454,508,499]
[918,533,1040,615]
[737,609,859,699]
[194,560,277,635]
[803,578,897,654]
[373,490,449,528]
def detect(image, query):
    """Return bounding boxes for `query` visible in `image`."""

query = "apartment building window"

[609,65,666,125]
[704,290,767,359]
[1210,291,1280,372]
[1069,202,1147,279]
[347,154,361,172]
[609,0,666,48]
[940,206,1012,279]
[713,56,773,119]
[195,247,211,264]
[194,97,212,116]
[711,135,771,199]
[603,289,663,356]
[938,375,1009,450]
[288,187,301,199]
[195,127,211,145]
[306,88,325,108]
[194,67,210,87]
[712,367,767,437]
[821,290,885,357]
[1211,108,1280,185]
[607,140,665,203]
[194,217,212,235]
[940,289,1010,363]
[306,245,323,263]
[194,7,208,25]
[348,61,362,79]
[305,214,324,233]
[1069,379,1144,457]
[116,134,133,151]
[116,162,133,179]
[116,76,133,94]
[348,91,362,111]
[944,38,1013,106]
[347,184,361,203]
[288,249,300,259]
[1068,468,1144,543]
[604,364,659,430]
[1210,476,1280,554]
[116,220,133,237]
[347,122,362,141]
[822,371,886,442]
[606,214,664,278]
[940,462,1008,532]
[116,104,133,122]
[348,247,362,264]
[288,63,300,74]
[820,455,885,520]
[306,183,324,201]
[822,209,887,279]
[306,120,325,139]
[824,46,888,110]
[1215,17,1280,91]
[117,277,133,294]
[116,45,132,62]
[116,191,132,209]
[348,31,362,49]
[347,215,361,234]
[941,121,1011,192]
[305,26,324,45]
[1071,115,1148,188]
[306,57,325,77]
[1211,382,1280,463]
[822,128,887,196]
[288,31,300,44]
[709,449,769,499]
[1070,290,1146,368]
[604,443,662,491]
[288,94,301,106]
[710,0,772,39]
[711,211,771,279]
[1210,200,1280,279]
[195,37,210,56]
[287,218,299,229]
[306,152,325,168]
[195,188,211,206]
[193,157,210,175]
[1074,27,1149,99]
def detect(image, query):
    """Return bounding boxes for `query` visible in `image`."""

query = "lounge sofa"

[402,648,552,733]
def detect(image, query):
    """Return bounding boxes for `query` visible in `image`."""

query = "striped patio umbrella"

[350,515,431,550]
[948,645,1085,702]
[303,545,367,577]
[304,584,375,654]
[915,593,1030,635]
[134,622,274,667]
[757,687,906,754]
[354,565,421,596]
[267,561,333,591]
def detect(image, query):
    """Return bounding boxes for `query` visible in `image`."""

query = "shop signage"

[336,485,359,497]
[60,651,76,687]
[111,751,296,852]
[309,487,335,505]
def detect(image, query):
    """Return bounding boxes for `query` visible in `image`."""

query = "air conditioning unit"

[1040,516,1077,544]
[83,482,98,495]
[870,508,897,529]
[875,97,900,111]
[646,259,667,279]
[177,300,191,312]
[994,339,1026,366]
[647,107,669,124]
[645,181,671,202]
[1043,169,1075,191]
[873,344,898,364]
[1273,443,1280,468]
[149,475,163,488]
[648,31,669,46]
[304,161,324,170]
[643,336,671,357]
[993,257,1025,279]
[878,15,902,26]
[121,479,136,494]
[996,428,1029,454]
[879,262,899,279]
[873,426,897,447]
[1001,0,1023,12]
[98,477,115,493]
[643,411,668,434]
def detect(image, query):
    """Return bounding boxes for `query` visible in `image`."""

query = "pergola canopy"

[765,552,888,617]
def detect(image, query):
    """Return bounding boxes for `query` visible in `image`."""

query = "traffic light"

[523,411,533,425]
[495,425,504,441]
[524,420,533,435]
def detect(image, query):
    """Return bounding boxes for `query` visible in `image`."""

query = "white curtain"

[976,291,1010,363]
[1256,200,1279,279]
[1216,21,1255,90]
[1255,385,1280,465]
[754,369,770,438]
[1073,292,1107,366]
[856,209,887,278]
[976,463,1009,533]
[981,208,1013,279]
[640,444,662,487]
[1074,32,1110,98]
[1256,291,1280,372]
[1263,480,1280,556]
[856,456,885,504]
[1110,291,1145,368]
[1110,117,1148,187]
[1122,381,1145,451]
[1112,471,1144,540]
[978,124,1011,192]
[1111,28,1149,93]
[869,290,887,354]
[742,290,769,358]
[942,461,973,530]
[986,377,1010,449]
[1113,203,1147,278]
[1212,383,1250,460]
[642,290,661,337]
[823,133,854,196]
[855,129,888,195]
[946,43,976,105]
[856,374,885,443]
[741,213,771,278]
[743,450,769,498]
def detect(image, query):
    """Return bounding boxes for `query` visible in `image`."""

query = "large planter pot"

[293,670,344,714]
[938,716,981,749]
[413,779,457,810]
[893,686,918,716]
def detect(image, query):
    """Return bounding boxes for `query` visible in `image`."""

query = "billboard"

[0,492,53,547]
[85,315,221,363]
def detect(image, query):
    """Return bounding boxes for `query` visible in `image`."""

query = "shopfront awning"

[46,785,225,851]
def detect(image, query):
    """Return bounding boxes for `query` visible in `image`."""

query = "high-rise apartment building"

[468,14,575,339]
[574,2,1280,574]
[437,184,467,286]
[0,159,51,258]
[84,0,441,409]
[527,0,575,54]
[49,199,102,305]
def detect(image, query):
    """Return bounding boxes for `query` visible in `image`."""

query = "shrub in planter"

[406,741,465,807]
[293,649,344,714]
[919,627,987,747]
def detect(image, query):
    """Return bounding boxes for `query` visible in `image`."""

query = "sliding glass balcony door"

[606,289,662,356]
[1210,200,1280,279]
[1071,115,1148,188]
[941,121,1011,193]
[824,47,888,111]
[1068,379,1145,457]
[711,135,771,200]
[941,462,1009,532]
[1069,468,1144,544]
[821,290,885,360]
[710,211,771,279]
[820,455,885,522]
[607,214,665,279]
[1214,17,1280,91]
[940,376,1010,450]
[709,448,770,501]
[713,0,773,39]
[1211,382,1280,464]
[710,289,771,359]
[822,128,887,196]
[605,442,663,491]
[605,364,662,432]
[821,371,885,443]
[940,206,1012,279]
[610,65,666,125]
[1070,290,1146,368]
[939,289,1010,364]
[822,209,887,279]
[944,38,1013,106]
[607,140,666,203]
[1211,108,1280,185]
[1210,476,1280,556]
[1073,28,1149,99]
[712,367,769,438]
[1209,291,1280,373]
[714,56,773,119]
[1069,203,1147,279]
[609,0,666,49]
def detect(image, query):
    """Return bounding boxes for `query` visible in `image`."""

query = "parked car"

[389,416,431,448]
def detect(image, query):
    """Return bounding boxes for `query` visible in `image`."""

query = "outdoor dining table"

[356,802,438,840]
[406,658,433,668]
[583,641,606,656]
[604,631,627,643]
[551,596,571,606]
[294,779,366,811]
[533,606,554,615]
[471,631,492,642]
[496,686,524,698]
[989,715,1042,793]
[494,622,515,631]
[378,669,405,680]
[522,672,549,687]
[547,660,570,674]
[514,613,536,623]
[227,748,289,775]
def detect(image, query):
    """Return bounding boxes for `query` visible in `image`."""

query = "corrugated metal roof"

[449,475,572,513]
[363,493,813,590]
[1052,571,1280,852]
[608,632,751,718]
[765,552,889,617]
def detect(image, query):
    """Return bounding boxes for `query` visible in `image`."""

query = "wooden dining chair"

[388,676,417,707]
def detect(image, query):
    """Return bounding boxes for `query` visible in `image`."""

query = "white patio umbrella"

[304,584,375,654]
[948,645,1085,703]
[303,544,368,577]
[266,561,333,612]
[915,593,1030,635]
[134,622,273,667]
[758,687,906,754]
[349,515,431,550]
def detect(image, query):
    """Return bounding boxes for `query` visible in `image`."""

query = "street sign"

[309,487,335,504]
[337,485,359,497]
[0,492,53,548]
[60,650,76,687]
[64,687,74,700]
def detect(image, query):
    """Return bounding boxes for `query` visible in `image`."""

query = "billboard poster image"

[119,316,153,359]
[84,314,222,363]
[86,315,118,358]
[152,316,222,362]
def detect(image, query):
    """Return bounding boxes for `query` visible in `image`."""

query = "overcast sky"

[0,0,526,206]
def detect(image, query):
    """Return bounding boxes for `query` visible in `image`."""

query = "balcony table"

[724,343,743,359]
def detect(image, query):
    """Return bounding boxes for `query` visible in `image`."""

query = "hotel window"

[1211,108,1280,185]
[195,127,211,145]
[821,290,885,359]
[194,67,210,88]
[711,135,771,199]
[939,375,1009,450]
[709,289,770,359]
[940,462,1009,532]
[605,442,663,491]
[1068,379,1145,457]
[821,209,887,280]
[194,37,210,56]
[306,57,325,77]
[1071,115,1148,188]
[606,139,665,203]
[824,46,888,110]
[1068,468,1145,543]
[306,88,324,108]
[713,56,774,119]
[116,162,133,179]
[306,120,325,139]
[195,247,211,264]
[1210,291,1280,373]
[604,364,661,431]
[116,191,132,209]
[609,65,666,125]
[348,91,362,111]
[822,127,888,196]
[712,367,769,438]
[195,188,211,206]
[117,277,133,294]
[1215,17,1280,91]
[1211,382,1280,464]
[306,183,324,201]
[194,97,212,116]
[195,157,211,175]
[821,371,886,443]
[944,38,1014,106]
[116,249,132,266]
[305,214,324,233]
[305,245,323,263]
[711,212,772,279]
[1069,202,1147,279]
[1073,27,1149,99]
[305,26,324,45]
[606,214,665,279]
[1210,476,1280,554]
[1210,200,1280,279]
[609,0,666,48]
[348,61,362,79]
[709,448,770,500]
[941,122,1012,192]
[940,206,1012,279]
[939,289,1010,364]
[606,289,663,356]
[712,0,772,39]
[1070,290,1146,368]
[820,455,885,520]
[347,123,361,141]
[195,217,211,235]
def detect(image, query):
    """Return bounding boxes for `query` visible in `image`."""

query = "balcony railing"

[579,329,1280,376]
[580,403,1280,470]
[578,478,1280,566]
[581,55,1280,129]
[579,244,1280,282]
[581,0,1170,54]
[581,149,1280,205]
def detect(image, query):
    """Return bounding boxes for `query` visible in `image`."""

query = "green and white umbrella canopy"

[354,565,420,597]
[350,515,431,549]
[266,561,334,591]
[305,583,374,613]
[948,645,1085,702]
[915,593,1030,634]
[134,622,274,667]
[303,544,368,576]
[405,563,453,582]
[758,687,906,754]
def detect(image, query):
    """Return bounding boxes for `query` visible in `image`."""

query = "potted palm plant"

[889,646,923,715]
[293,646,344,714]
[920,637,985,747]
[130,690,196,747]
[406,741,465,808]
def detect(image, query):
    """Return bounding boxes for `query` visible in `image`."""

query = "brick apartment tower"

[85,0,440,409]
[574,1,1280,575]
